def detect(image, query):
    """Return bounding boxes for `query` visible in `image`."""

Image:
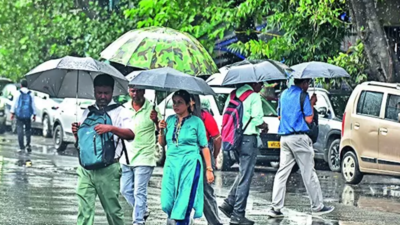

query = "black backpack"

[300,92,319,143]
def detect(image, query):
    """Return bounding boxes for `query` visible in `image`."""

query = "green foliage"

[228,0,349,65]
[327,41,368,87]
[0,0,132,81]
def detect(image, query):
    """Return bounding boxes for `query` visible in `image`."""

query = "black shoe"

[218,201,233,218]
[312,205,335,216]
[26,145,32,153]
[144,210,150,221]
[266,208,284,218]
[229,215,254,225]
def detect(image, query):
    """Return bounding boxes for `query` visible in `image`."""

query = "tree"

[348,0,400,82]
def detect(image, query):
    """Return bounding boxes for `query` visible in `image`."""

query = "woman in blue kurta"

[158,90,215,225]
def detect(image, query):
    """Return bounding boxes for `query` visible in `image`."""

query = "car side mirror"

[318,106,328,116]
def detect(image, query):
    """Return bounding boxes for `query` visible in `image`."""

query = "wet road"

[1,132,400,224]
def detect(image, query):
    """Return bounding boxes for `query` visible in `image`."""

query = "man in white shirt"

[72,74,135,225]
[10,79,36,153]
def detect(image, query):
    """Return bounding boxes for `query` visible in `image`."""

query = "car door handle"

[379,128,388,135]
[354,122,360,129]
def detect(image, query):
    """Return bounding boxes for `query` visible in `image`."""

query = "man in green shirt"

[120,86,161,225]
[219,83,268,225]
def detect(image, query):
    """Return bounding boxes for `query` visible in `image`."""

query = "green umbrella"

[100,26,218,76]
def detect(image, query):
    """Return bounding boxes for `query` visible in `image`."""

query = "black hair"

[20,79,28,88]
[190,94,202,118]
[294,78,311,85]
[173,90,192,114]
[94,74,114,90]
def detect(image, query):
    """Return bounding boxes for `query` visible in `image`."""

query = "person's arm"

[30,92,37,116]
[10,92,19,119]
[197,119,214,183]
[203,111,221,158]
[303,94,314,124]
[158,117,169,148]
[277,97,281,121]
[94,108,135,140]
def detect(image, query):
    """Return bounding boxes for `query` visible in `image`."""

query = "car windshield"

[328,92,351,119]
[213,93,277,116]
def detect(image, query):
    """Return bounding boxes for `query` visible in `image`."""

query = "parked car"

[52,98,95,151]
[340,81,400,184]
[0,83,62,136]
[0,78,13,133]
[309,88,351,172]
[157,79,282,171]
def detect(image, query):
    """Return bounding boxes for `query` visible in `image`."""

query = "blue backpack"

[16,90,34,119]
[77,104,129,170]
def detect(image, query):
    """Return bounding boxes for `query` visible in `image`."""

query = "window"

[213,93,229,114]
[384,94,400,121]
[356,91,383,117]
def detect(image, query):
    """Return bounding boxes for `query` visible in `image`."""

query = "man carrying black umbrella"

[219,82,268,225]
[266,78,334,218]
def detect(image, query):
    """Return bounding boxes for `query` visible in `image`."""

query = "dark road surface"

[1,132,400,225]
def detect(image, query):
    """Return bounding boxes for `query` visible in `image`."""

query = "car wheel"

[328,139,341,172]
[11,118,17,134]
[53,124,68,152]
[155,143,166,166]
[42,114,52,138]
[341,151,364,184]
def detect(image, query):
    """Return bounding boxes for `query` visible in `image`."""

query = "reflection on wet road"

[1,133,400,224]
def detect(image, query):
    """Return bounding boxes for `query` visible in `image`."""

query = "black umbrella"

[219,59,288,86]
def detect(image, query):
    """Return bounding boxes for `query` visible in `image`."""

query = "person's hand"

[159,120,167,129]
[32,115,36,122]
[311,93,317,106]
[71,122,81,136]
[10,113,14,120]
[206,170,215,184]
[94,124,113,135]
[150,110,159,124]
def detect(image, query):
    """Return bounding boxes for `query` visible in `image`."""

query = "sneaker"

[266,208,284,218]
[17,149,24,153]
[312,205,335,216]
[229,215,254,225]
[218,201,234,218]
[26,145,32,153]
[166,218,176,225]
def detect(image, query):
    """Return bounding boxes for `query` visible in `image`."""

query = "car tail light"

[341,112,346,137]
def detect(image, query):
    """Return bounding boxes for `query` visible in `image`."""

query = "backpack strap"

[230,90,236,100]
[117,137,130,165]
[300,91,307,116]
[238,90,254,102]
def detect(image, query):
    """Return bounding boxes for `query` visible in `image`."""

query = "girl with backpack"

[190,94,223,225]
[158,90,214,225]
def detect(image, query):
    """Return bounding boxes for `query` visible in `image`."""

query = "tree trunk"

[348,0,400,82]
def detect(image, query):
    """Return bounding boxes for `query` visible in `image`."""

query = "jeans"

[225,135,258,218]
[120,165,154,224]
[16,118,31,150]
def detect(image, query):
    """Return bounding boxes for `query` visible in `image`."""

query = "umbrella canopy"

[25,56,128,99]
[219,60,288,86]
[128,67,215,96]
[100,26,218,76]
[290,61,350,79]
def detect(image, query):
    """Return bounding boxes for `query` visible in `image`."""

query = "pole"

[76,70,79,122]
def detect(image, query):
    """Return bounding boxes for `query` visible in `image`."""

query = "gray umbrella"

[25,56,128,99]
[220,60,288,86]
[128,67,215,96]
[290,61,350,79]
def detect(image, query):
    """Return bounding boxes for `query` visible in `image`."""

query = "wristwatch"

[206,167,213,172]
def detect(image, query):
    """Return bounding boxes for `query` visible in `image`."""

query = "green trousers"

[76,163,124,225]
